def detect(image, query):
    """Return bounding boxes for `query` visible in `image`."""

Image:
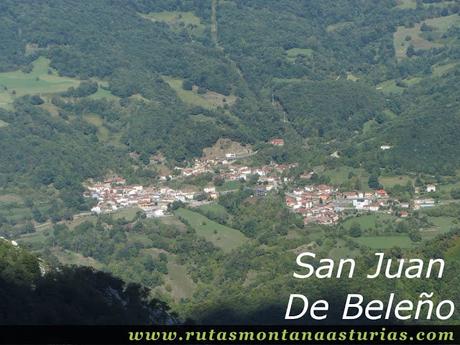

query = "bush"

[450,188,460,199]
[349,223,362,237]
[182,80,193,90]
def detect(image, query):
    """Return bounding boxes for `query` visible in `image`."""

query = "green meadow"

[353,235,414,249]
[446,236,460,261]
[140,11,205,37]
[216,180,242,192]
[395,0,417,10]
[424,14,460,33]
[87,81,119,101]
[174,207,247,252]
[342,214,397,232]
[196,203,229,218]
[164,258,196,300]
[286,48,313,61]
[380,175,414,188]
[162,76,236,109]
[0,57,80,108]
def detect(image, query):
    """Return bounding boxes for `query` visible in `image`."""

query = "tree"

[32,207,47,223]
[450,189,460,200]
[139,152,150,165]
[349,223,362,237]
[368,175,381,190]
[168,201,185,211]
[182,80,193,90]
[406,45,415,57]
[420,23,432,32]
[213,176,224,186]
[23,222,35,234]
[409,230,422,242]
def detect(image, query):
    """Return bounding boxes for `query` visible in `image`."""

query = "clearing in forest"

[0,57,80,109]
[163,76,236,109]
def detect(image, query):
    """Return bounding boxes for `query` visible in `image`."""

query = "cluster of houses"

[175,156,297,191]
[85,159,299,218]
[85,158,440,226]
[85,177,216,218]
[220,163,296,184]
[285,184,341,225]
[285,184,437,225]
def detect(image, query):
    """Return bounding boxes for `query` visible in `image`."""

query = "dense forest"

[0,0,459,187]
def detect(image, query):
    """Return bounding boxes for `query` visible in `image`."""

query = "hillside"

[0,240,173,324]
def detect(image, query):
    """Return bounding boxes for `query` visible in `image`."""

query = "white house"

[91,206,102,214]
[426,184,436,193]
[353,198,370,210]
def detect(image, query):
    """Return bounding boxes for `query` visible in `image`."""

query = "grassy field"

[395,0,417,9]
[428,216,457,231]
[0,194,22,203]
[376,77,422,94]
[286,48,313,61]
[82,112,124,147]
[380,175,414,188]
[87,81,119,101]
[83,114,111,141]
[446,236,460,261]
[393,24,441,60]
[17,231,48,249]
[328,239,360,259]
[141,247,195,301]
[342,214,397,231]
[51,247,104,270]
[322,166,370,189]
[112,207,141,221]
[164,259,196,300]
[163,76,236,109]
[196,203,229,218]
[326,21,353,32]
[353,235,414,249]
[346,72,359,82]
[140,11,205,36]
[424,14,460,33]
[174,208,247,252]
[0,57,80,108]
[393,14,459,60]
[432,62,458,77]
[376,80,405,94]
[422,0,457,8]
[439,180,460,194]
[0,192,32,223]
[216,180,242,192]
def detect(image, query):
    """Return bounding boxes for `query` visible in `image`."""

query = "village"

[85,147,296,218]
[85,138,438,225]
[285,184,437,225]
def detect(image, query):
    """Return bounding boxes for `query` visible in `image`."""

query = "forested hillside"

[0,240,173,324]
[0,0,459,185]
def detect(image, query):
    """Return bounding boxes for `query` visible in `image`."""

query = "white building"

[353,199,370,210]
[91,206,102,214]
[426,184,436,193]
